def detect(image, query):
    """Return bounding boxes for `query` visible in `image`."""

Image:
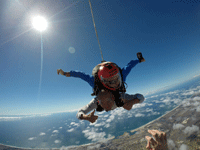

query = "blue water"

[0,76,200,148]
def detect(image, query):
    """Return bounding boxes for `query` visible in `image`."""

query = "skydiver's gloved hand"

[137,52,145,63]
[145,130,168,150]
[57,69,70,77]
[86,110,98,123]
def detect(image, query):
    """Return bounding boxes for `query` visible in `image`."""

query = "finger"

[57,69,61,75]
[146,136,157,148]
[148,130,160,142]
[156,130,166,137]
[145,136,151,141]
[145,136,152,150]
[153,130,166,142]
[91,110,95,116]
[159,131,167,143]
[146,141,151,150]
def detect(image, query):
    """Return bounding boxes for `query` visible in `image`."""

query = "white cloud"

[182,99,200,108]
[196,106,200,112]
[82,128,106,142]
[193,74,200,78]
[97,111,105,115]
[52,130,59,133]
[162,97,172,105]
[135,113,145,117]
[0,117,22,121]
[182,101,191,107]
[145,108,153,112]
[182,90,195,96]
[179,144,189,150]
[59,127,63,129]
[191,100,200,105]
[106,114,115,123]
[60,146,77,150]
[128,114,133,118]
[39,132,46,136]
[87,144,101,150]
[104,124,110,128]
[173,124,185,130]
[193,96,200,101]
[107,134,114,140]
[149,95,159,99]
[70,122,79,127]
[104,115,109,118]
[147,110,160,116]
[28,137,36,141]
[173,99,182,104]
[167,139,176,150]
[67,128,75,132]
[153,100,161,103]
[54,140,61,144]
[159,104,165,108]
[168,90,180,95]
[132,103,147,109]
[94,122,105,127]
[183,125,199,136]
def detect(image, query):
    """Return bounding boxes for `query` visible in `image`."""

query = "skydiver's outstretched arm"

[121,52,145,82]
[121,60,140,82]
[57,69,94,88]
[76,98,99,123]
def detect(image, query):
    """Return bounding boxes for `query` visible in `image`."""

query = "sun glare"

[32,16,48,32]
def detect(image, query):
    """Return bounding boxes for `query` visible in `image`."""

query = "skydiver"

[57,52,145,123]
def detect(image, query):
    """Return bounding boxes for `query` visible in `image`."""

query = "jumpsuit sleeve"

[76,97,98,120]
[121,60,139,82]
[70,70,95,88]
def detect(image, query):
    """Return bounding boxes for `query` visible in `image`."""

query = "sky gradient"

[1,0,200,115]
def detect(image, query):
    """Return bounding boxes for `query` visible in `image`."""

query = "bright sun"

[32,16,48,32]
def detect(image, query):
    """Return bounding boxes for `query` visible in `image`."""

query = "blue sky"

[1,0,200,115]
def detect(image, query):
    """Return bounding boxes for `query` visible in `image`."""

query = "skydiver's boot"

[137,52,145,63]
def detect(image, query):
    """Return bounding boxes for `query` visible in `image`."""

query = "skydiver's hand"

[57,69,70,77]
[122,99,134,110]
[87,110,98,123]
[122,99,139,111]
[57,69,64,75]
[145,130,168,150]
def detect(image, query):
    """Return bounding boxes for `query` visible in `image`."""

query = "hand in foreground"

[87,110,98,123]
[145,130,168,150]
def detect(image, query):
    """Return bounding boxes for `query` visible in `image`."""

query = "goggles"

[101,73,122,87]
